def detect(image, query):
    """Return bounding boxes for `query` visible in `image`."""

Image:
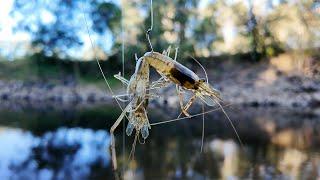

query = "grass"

[0,56,123,89]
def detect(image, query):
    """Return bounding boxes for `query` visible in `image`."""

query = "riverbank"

[155,53,320,109]
[0,53,319,109]
[0,80,111,109]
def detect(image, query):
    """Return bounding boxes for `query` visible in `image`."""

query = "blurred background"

[0,0,320,179]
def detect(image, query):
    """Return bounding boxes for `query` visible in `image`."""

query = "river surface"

[0,103,319,179]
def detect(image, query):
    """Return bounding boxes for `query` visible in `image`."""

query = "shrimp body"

[126,57,150,137]
[143,51,242,146]
[111,50,223,171]
[111,56,151,171]
[128,57,149,97]
[144,52,199,88]
[144,51,222,106]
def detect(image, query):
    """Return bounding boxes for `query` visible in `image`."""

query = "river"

[0,103,319,179]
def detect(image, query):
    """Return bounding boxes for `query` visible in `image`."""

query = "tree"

[11,0,121,58]
[136,0,199,60]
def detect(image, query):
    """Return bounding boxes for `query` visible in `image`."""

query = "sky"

[0,0,29,42]
[0,0,216,58]
[0,0,291,59]
[0,0,113,59]
[0,0,30,59]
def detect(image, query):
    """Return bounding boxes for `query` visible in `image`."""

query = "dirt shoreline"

[1,54,319,110]
[0,80,112,109]
[0,75,319,110]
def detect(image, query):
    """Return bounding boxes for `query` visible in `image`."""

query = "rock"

[300,81,319,93]
[1,93,9,100]
[87,93,96,103]
[309,99,320,108]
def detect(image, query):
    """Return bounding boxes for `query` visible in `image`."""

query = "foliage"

[9,0,320,62]
[0,52,122,87]
[11,0,121,57]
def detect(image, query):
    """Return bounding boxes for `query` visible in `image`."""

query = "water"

[0,103,319,179]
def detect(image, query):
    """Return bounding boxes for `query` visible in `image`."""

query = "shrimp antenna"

[190,56,243,149]
[189,55,209,83]
[200,103,205,153]
[213,98,244,149]
[189,55,208,153]
[146,0,154,52]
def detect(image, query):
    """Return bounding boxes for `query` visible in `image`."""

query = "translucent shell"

[126,122,134,136]
[141,124,149,139]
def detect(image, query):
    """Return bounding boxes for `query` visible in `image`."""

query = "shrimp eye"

[200,78,206,83]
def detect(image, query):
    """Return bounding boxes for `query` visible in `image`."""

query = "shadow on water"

[0,103,319,179]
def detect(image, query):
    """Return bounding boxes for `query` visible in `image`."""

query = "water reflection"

[209,139,239,179]
[0,127,111,179]
[125,137,320,179]
[0,105,319,179]
[278,149,307,179]
[0,128,36,178]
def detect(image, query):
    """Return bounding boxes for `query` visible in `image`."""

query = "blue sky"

[0,1,207,39]
[0,0,115,59]
[0,0,30,42]
[0,0,286,59]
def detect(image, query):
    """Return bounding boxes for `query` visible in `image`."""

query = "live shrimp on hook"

[142,14,242,146]
[143,50,243,147]
[82,0,243,178]
[110,53,170,172]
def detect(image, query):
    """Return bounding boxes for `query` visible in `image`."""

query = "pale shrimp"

[110,54,168,172]
[110,55,150,172]
[144,50,221,115]
[142,49,243,146]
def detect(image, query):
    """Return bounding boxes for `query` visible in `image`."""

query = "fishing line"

[81,4,124,111]
[150,103,232,126]
[200,103,205,153]
[81,2,129,174]
[121,0,126,175]
[146,0,154,51]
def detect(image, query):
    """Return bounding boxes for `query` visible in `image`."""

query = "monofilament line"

[146,0,154,52]
[81,5,123,110]
[150,104,232,126]
[201,103,205,153]
[81,2,132,159]
[121,0,126,175]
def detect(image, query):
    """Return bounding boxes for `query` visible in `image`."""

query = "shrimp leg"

[110,102,131,171]
[172,47,193,116]
[113,94,131,102]
[176,85,190,117]
[182,94,197,113]
[114,72,129,86]
[150,77,170,89]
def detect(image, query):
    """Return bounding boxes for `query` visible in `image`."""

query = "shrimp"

[142,49,243,145]
[110,55,150,172]
[143,50,222,116]
[110,54,167,172]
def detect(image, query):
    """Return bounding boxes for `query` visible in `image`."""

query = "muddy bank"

[0,80,112,107]
[0,75,319,109]
[221,74,320,108]
[1,54,319,109]
[197,54,320,108]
